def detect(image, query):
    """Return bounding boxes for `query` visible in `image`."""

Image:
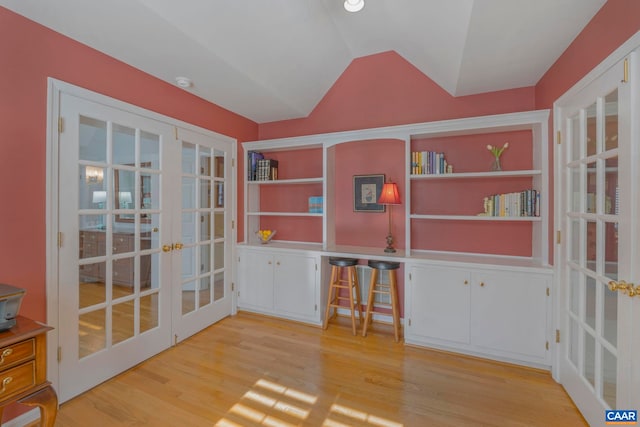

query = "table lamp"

[378,181,401,253]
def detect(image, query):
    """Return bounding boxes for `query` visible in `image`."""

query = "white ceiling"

[2,0,606,123]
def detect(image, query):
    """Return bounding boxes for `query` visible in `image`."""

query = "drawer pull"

[0,348,13,365]
[0,377,12,393]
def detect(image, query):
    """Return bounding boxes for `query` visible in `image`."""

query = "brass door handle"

[174,243,184,250]
[608,280,639,297]
[162,244,172,253]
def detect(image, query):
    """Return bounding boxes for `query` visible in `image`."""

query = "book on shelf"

[308,196,323,213]
[256,158,279,181]
[410,151,453,175]
[247,151,264,181]
[481,189,539,217]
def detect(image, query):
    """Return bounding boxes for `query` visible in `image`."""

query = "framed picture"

[353,174,385,212]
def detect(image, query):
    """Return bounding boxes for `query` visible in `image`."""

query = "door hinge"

[232,220,235,230]
[58,232,64,248]
[556,231,561,244]
[58,117,64,133]
[622,57,629,83]
[173,126,178,139]
[556,329,560,343]
[546,287,550,296]
[409,273,412,281]
[232,158,235,167]
[315,263,318,271]
[174,334,178,345]
[408,319,411,327]
[546,341,549,350]
[314,304,317,312]
[57,346,62,362]
[556,130,561,145]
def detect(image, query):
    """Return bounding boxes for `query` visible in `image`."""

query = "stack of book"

[256,158,278,181]
[308,196,323,213]
[247,151,264,181]
[482,189,540,217]
[410,151,453,175]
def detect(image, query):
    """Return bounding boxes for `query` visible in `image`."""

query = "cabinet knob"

[464,280,468,285]
[480,282,485,287]
[276,261,280,266]
[268,261,272,265]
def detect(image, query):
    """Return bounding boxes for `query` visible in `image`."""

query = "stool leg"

[389,270,400,342]
[362,268,377,337]
[351,266,363,323]
[347,266,357,335]
[323,266,338,330]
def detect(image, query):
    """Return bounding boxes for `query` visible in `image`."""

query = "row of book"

[248,151,279,181]
[410,151,453,175]
[481,189,540,217]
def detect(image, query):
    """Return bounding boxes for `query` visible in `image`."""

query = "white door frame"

[46,78,237,395]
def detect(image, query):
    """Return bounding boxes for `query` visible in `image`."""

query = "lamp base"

[384,233,396,253]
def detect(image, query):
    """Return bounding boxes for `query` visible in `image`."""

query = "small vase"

[491,156,502,172]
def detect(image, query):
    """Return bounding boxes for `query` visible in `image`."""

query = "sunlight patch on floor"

[215,378,403,427]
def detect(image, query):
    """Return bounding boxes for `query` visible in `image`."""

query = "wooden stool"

[362,260,401,342]
[323,257,362,335]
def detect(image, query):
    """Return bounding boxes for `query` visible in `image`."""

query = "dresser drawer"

[0,339,34,370]
[0,361,36,401]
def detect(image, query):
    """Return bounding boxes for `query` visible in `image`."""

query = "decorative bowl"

[257,229,276,244]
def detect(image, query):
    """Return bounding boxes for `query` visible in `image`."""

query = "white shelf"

[410,214,542,222]
[410,170,542,179]
[247,177,323,185]
[247,212,323,217]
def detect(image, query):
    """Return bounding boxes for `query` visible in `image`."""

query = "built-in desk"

[0,316,57,426]
[236,242,554,369]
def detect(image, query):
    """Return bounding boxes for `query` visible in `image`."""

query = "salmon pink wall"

[535,0,640,264]
[0,10,257,419]
[259,50,535,140]
[334,139,405,249]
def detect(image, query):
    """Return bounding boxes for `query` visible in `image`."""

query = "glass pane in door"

[604,90,618,151]
[76,117,163,359]
[179,142,228,314]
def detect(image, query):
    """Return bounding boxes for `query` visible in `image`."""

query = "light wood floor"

[49,312,586,427]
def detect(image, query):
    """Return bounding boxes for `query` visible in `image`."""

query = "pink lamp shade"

[378,182,401,205]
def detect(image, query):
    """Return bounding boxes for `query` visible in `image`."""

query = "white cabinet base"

[237,246,321,326]
[406,262,552,369]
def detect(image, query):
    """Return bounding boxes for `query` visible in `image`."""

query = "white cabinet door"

[470,271,549,363]
[237,248,275,311]
[274,253,319,321]
[407,265,471,345]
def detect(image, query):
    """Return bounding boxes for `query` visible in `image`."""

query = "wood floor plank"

[48,312,586,427]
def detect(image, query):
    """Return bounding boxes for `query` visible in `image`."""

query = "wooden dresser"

[0,317,57,426]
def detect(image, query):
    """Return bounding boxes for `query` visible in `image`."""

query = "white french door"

[556,51,640,424]
[55,86,234,402]
[171,127,233,341]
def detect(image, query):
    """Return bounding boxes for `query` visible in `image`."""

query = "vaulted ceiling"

[1,0,606,123]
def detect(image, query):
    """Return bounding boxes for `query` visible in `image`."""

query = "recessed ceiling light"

[344,0,364,12]
[175,77,193,88]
